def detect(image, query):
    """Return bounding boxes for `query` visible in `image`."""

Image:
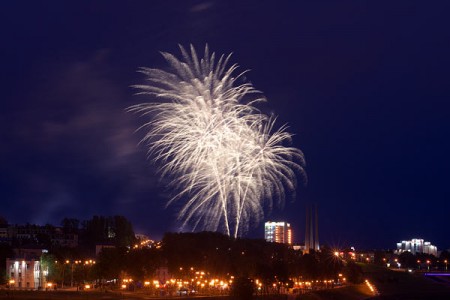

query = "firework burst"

[129,45,305,238]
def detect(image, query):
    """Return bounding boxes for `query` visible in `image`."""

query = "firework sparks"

[129,45,305,238]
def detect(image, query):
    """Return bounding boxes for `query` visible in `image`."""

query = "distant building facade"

[0,224,78,247]
[95,244,115,256]
[6,259,46,289]
[264,222,292,245]
[6,248,48,289]
[396,238,437,256]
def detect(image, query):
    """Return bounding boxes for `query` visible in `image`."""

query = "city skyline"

[2,1,450,250]
[1,217,446,256]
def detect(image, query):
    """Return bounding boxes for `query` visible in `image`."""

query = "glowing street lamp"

[444,260,448,271]
[426,260,431,271]
[7,279,15,292]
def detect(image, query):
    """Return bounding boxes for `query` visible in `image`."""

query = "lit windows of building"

[396,238,437,256]
[264,222,292,245]
[6,259,46,289]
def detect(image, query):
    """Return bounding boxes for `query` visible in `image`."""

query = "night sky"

[2,1,450,250]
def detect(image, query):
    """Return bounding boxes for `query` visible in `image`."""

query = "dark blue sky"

[1,1,449,250]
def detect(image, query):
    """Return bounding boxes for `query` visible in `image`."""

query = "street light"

[444,260,448,271]
[66,260,76,288]
[426,260,430,271]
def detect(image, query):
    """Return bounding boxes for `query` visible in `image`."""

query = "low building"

[356,251,375,263]
[0,224,78,247]
[51,229,79,248]
[6,247,48,289]
[6,258,47,289]
[95,244,115,256]
[0,226,8,238]
[13,247,47,260]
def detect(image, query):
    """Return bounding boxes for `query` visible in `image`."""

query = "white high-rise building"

[265,222,292,245]
[396,238,437,256]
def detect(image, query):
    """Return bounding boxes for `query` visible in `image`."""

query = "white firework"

[129,45,305,238]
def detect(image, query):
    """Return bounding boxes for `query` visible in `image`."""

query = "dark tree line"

[0,244,14,284]
[80,215,136,248]
[93,246,161,282]
[89,232,345,286]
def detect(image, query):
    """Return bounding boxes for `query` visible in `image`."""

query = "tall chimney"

[314,203,319,251]
[305,205,310,253]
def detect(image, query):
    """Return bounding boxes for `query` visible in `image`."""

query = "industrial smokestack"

[304,203,320,253]
[314,203,319,251]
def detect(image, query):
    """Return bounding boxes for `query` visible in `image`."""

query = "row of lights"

[55,259,96,265]
[122,275,233,290]
[335,249,448,271]
[132,239,155,249]
[293,279,339,286]
[365,279,377,295]
[10,281,92,291]
[120,273,347,292]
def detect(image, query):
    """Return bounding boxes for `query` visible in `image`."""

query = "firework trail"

[129,45,305,238]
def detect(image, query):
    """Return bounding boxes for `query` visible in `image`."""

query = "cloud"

[190,2,214,13]
[3,49,161,226]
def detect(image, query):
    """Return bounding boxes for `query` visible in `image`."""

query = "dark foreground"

[296,284,373,300]
[289,265,450,300]
[1,290,124,300]
[0,290,285,300]
[1,267,450,300]
[363,265,450,300]
[0,285,373,300]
